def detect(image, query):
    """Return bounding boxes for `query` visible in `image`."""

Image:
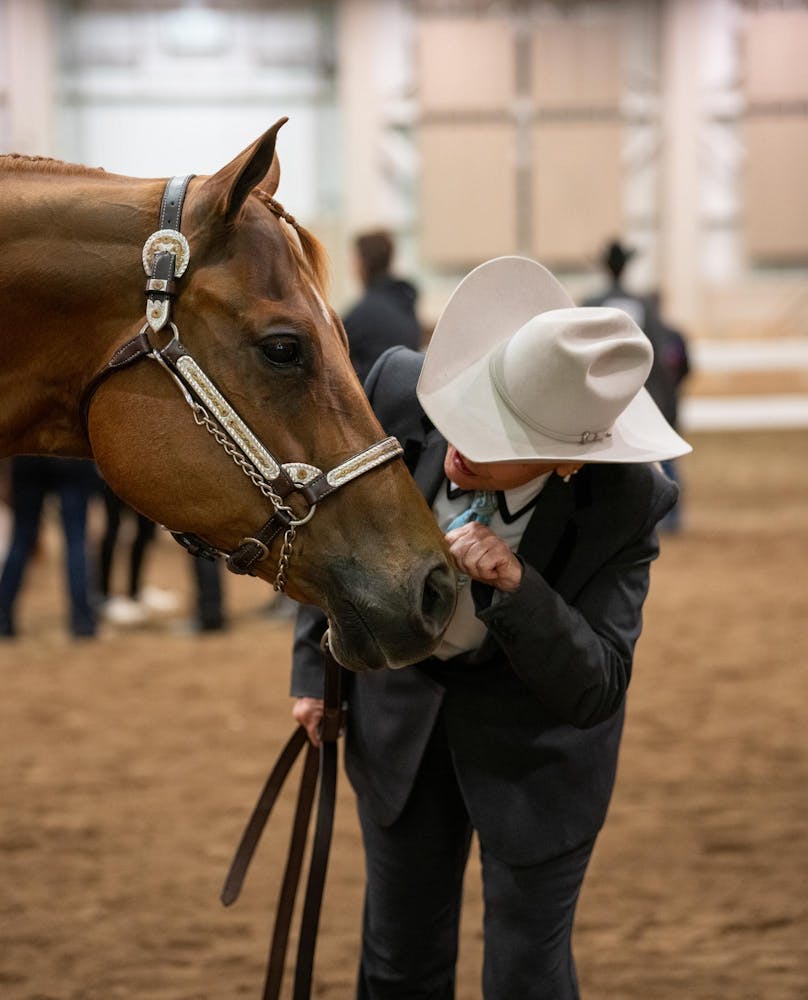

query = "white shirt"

[432,473,550,660]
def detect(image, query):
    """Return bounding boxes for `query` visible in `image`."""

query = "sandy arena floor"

[1,429,806,999]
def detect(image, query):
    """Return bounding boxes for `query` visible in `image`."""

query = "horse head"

[83,120,456,670]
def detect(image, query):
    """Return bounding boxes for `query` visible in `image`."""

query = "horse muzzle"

[324,556,457,671]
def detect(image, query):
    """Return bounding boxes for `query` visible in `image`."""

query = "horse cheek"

[85,371,240,535]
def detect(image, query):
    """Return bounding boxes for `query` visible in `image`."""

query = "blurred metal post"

[4,0,57,154]
[659,0,704,330]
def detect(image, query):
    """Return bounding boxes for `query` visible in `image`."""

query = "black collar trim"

[445,480,540,524]
[446,482,469,502]
[497,489,542,525]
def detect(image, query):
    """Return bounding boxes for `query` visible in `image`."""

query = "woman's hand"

[445,521,523,592]
[293,697,324,747]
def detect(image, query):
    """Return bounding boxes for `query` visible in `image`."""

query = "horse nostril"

[419,562,457,637]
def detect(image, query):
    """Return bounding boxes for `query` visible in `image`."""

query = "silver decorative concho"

[143,229,191,331]
[142,229,191,278]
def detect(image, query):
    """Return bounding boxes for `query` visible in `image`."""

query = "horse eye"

[261,337,301,367]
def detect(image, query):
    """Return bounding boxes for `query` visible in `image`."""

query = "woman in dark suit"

[291,257,690,1000]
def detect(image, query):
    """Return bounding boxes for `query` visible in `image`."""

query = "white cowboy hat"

[417,256,692,464]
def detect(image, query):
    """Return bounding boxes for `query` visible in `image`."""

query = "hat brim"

[417,256,692,464]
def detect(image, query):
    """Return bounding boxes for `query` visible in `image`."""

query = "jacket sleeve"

[290,603,330,698]
[475,477,675,729]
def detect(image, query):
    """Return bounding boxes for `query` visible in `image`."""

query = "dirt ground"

[1,429,805,1000]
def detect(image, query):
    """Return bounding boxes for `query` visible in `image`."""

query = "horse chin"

[326,616,421,673]
[327,623,390,673]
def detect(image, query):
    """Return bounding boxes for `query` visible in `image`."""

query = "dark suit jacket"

[342,276,422,383]
[292,347,677,866]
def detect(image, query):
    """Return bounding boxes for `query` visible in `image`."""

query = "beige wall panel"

[744,118,808,262]
[420,123,517,266]
[530,18,622,109]
[744,10,808,102]
[532,122,623,266]
[417,18,514,113]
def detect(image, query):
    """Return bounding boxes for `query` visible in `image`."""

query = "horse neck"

[0,169,163,458]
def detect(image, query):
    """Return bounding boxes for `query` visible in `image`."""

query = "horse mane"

[0,153,106,176]
[254,188,329,295]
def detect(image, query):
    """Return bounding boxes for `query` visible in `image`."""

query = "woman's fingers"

[445,523,522,591]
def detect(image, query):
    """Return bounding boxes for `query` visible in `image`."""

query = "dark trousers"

[98,485,156,598]
[355,717,594,1000]
[191,554,225,631]
[0,458,96,637]
[659,458,682,532]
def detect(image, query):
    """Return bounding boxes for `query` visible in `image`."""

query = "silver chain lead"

[187,400,299,589]
[274,526,296,593]
[148,337,302,588]
[188,401,292,514]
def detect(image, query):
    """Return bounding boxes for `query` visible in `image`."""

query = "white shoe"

[101,596,148,626]
[138,586,181,613]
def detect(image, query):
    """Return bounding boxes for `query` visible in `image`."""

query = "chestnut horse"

[0,120,455,669]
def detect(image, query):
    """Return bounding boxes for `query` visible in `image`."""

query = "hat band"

[489,350,613,446]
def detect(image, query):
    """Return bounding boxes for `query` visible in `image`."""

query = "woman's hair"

[355,230,394,286]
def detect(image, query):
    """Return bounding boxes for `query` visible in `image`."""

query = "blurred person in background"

[97,484,176,625]
[583,239,645,326]
[292,257,690,1000]
[642,290,691,531]
[585,239,691,531]
[99,483,226,632]
[343,228,423,383]
[190,553,227,633]
[0,456,99,639]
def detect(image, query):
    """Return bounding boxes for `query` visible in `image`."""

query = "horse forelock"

[254,188,329,297]
[0,154,106,177]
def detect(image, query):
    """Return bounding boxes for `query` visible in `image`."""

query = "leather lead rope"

[221,646,344,1000]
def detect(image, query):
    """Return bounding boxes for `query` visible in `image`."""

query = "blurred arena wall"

[1,0,806,428]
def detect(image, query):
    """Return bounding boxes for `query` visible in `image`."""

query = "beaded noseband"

[82,175,403,591]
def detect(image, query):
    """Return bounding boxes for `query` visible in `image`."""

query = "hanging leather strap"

[290,654,342,1000]
[263,741,319,1000]
[221,648,344,1000]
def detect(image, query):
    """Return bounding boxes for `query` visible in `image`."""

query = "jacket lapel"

[467,472,582,664]
[517,473,578,578]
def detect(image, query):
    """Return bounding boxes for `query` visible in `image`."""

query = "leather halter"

[82,176,403,591]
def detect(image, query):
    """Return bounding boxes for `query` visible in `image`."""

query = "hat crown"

[417,256,691,464]
[489,307,652,445]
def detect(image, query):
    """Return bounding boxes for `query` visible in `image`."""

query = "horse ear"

[204,117,287,223]
[265,148,281,198]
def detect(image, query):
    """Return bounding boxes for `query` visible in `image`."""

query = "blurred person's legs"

[99,486,170,624]
[98,484,122,600]
[0,458,47,637]
[129,513,156,599]
[58,477,96,638]
[191,554,226,632]
[659,458,682,532]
